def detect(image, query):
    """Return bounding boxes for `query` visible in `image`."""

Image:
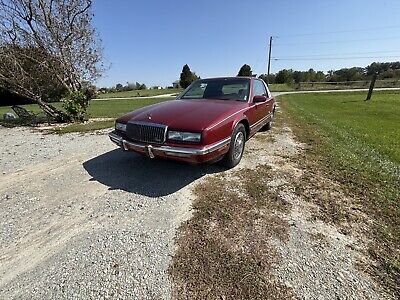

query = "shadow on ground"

[83,149,223,197]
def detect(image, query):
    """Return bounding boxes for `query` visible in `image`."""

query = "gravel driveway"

[0,127,220,299]
[0,119,390,299]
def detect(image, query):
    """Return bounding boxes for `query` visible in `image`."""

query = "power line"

[271,50,400,59]
[276,25,400,38]
[273,55,400,61]
[274,36,400,46]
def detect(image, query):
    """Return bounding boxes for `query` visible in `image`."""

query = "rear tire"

[263,120,272,131]
[220,123,246,168]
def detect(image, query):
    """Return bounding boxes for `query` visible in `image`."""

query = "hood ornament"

[147,113,152,120]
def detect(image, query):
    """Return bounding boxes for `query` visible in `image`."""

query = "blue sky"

[93,0,400,87]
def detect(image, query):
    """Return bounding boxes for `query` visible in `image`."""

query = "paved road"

[93,93,177,101]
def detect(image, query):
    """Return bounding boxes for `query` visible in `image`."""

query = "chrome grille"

[126,122,167,144]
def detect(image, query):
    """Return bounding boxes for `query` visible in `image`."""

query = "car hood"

[118,99,248,131]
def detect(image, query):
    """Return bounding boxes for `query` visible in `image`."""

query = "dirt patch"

[170,111,388,299]
[169,168,296,300]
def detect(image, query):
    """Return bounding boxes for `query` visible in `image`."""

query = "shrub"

[62,91,88,122]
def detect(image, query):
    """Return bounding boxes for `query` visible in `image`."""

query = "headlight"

[115,122,127,132]
[168,131,201,142]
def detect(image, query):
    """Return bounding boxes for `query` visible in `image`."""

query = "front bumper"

[108,131,230,164]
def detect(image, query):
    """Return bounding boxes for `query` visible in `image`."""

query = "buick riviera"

[109,77,275,168]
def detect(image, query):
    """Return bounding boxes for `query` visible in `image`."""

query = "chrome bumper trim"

[109,132,123,146]
[109,132,230,156]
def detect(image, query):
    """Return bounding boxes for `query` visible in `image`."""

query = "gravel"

[228,120,389,299]
[248,124,390,300]
[0,119,391,299]
[271,188,385,300]
[0,126,200,299]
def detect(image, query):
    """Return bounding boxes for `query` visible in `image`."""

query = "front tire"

[221,123,246,168]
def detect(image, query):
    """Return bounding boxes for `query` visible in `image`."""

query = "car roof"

[196,76,256,81]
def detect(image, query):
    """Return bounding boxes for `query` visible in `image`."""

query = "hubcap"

[233,131,244,160]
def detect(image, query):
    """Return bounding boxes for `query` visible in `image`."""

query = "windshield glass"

[180,78,250,101]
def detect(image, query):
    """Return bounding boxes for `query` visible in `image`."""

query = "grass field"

[281,91,400,294]
[284,91,400,163]
[0,97,172,132]
[269,80,400,92]
[95,88,182,99]
[86,97,171,118]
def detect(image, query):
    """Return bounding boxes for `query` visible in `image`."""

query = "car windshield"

[180,78,250,101]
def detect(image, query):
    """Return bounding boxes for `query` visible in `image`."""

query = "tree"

[275,69,293,84]
[259,74,275,84]
[237,64,252,77]
[315,71,325,82]
[366,62,400,78]
[0,0,104,121]
[306,68,317,82]
[292,71,302,84]
[180,64,198,89]
[327,67,365,82]
[0,45,68,102]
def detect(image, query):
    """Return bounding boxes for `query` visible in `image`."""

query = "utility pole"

[267,36,273,84]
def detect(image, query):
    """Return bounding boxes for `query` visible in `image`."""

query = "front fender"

[202,109,250,145]
[232,116,250,139]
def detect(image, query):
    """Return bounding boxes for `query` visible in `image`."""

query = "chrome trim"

[128,121,166,128]
[250,112,273,129]
[126,121,168,144]
[109,131,230,156]
[109,132,123,146]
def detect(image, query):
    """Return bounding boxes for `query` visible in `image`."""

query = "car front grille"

[126,122,167,144]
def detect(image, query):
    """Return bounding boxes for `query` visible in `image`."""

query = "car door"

[264,83,274,116]
[247,79,271,134]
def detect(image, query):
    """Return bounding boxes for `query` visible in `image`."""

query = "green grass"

[0,103,46,116]
[281,90,400,296]
[52,120,115,134]
[87,97,172,118]
[269,80,400,92]
[268,83,295,92]
[0,97,172,119]
[95,88,182,99]
[284,91,400,163]
[1,97,172,132]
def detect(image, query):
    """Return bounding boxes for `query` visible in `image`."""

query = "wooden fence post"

[365,73,378,101]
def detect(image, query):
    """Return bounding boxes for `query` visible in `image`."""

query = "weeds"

[169,168,295,299]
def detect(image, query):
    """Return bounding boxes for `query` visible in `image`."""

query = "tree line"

[163,61,400,93]
[259,62,400,84]
[99,82,148,93]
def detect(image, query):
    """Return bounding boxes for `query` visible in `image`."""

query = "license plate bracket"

[145,145,155,159]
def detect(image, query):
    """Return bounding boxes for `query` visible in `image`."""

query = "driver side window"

[253,80,267,97]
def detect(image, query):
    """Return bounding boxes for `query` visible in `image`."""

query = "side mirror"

[253,95,267,103]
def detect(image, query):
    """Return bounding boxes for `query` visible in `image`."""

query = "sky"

[92,0,400,88]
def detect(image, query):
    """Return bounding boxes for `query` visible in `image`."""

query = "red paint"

[114,77,275,164]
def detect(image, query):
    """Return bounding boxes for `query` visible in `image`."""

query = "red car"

[109,77,275,168]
